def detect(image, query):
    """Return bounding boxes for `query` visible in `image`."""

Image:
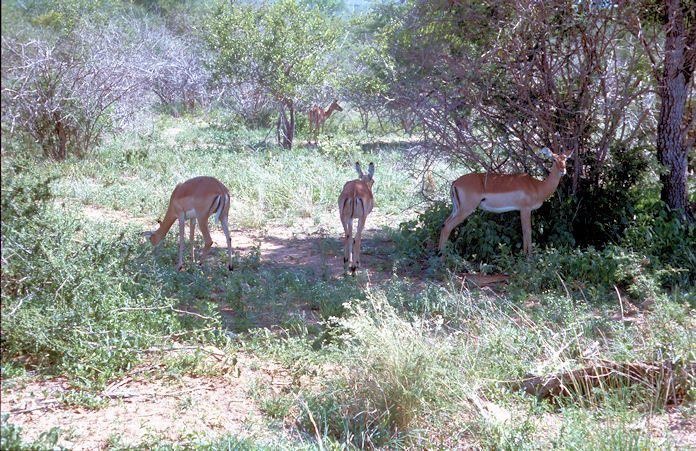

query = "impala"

[339,162,375,274]
[145,176,234,271]
[438,147,572,255]
[308,100,343,145]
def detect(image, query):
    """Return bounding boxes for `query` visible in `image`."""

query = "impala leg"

[520,209,532,255]
[341,215,353,274]
[352,214,367,274]
[189,218,196,262]
[197,215,213,266]
[177,213,186,271]
[438,203,478,252]
[220,214,234,271]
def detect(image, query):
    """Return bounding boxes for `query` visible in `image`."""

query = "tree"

[1,22,145,159]
[204,0,342,149]
[369,0,659,245]
[340,2,410,132]
[1,0,209,158]
[391,1,652,184]
[634,0,696,219]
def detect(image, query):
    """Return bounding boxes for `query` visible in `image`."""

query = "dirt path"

[78,199,409,280]
[219,214,400,282]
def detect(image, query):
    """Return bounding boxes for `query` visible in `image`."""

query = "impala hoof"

[228,264,234,271]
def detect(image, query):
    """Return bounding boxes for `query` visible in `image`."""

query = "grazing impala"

[439,147,572,255]
[339,162,375,274]
[308,100,343,144]
[145,176,234,271]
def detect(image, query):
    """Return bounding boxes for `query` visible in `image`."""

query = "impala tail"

[212,193,229,224]
[447,183,460,221]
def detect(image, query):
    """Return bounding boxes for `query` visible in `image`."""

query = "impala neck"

[540,161,563,199]
[153,212,177,241]
[325,105,337,118]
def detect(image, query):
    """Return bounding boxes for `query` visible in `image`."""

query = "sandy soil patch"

[2,350,291,449]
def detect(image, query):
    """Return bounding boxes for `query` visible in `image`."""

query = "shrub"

[1,26,143,159]
[621,200,696,289]
[568,143,649,247]
[1,161,225,385]
[1,414,67,451]
[297,293,459,446]
[395,197,575,267]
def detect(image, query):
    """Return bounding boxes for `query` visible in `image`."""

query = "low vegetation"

[2,110,694,449]
[1,0,694,449]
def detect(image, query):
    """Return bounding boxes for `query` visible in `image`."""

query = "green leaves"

[204,0,342,102]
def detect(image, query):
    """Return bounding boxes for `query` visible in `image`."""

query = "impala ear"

[565,150,574,159]
[355,161,364,178]
[367,162,375,179]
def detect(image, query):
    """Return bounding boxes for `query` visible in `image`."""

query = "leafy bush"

[622,200,696,289]
[1,161,225,386]
[0,157,55,227]
[512,200,696,298]
[568,143,649,247]
[395,197,575,266]
[1,414,67,451]
[397,153,692,297]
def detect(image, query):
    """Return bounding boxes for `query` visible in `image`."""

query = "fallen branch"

[8,400,61,415]
[114,305,216,321]
[508,360,696,404]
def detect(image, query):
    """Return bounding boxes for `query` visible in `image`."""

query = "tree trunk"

[656,0,695,218]
[276,100,295,150]
[55,119,67,160]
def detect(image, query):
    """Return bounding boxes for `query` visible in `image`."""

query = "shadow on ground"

[189,226,415,334]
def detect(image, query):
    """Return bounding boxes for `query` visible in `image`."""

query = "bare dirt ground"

[2,349,293,449]
[220,209,406,283]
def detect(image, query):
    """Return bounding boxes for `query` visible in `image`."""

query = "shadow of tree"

[141,226,406,335]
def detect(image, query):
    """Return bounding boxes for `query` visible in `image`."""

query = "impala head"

[542,147,573,176]
[355,161,375,189]
[330,100,343,112]
[143,226,163,249]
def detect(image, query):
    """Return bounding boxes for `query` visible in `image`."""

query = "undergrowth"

[1,159,229,389]
[395,196,696,303]
[2,117,694,449]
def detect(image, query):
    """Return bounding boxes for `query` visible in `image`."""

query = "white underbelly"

[479,191,529,213]
[184,208,197,219]
[479,202,519,213]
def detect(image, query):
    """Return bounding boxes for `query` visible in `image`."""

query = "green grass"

[50,114,422,229]
[2,112,694,449]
